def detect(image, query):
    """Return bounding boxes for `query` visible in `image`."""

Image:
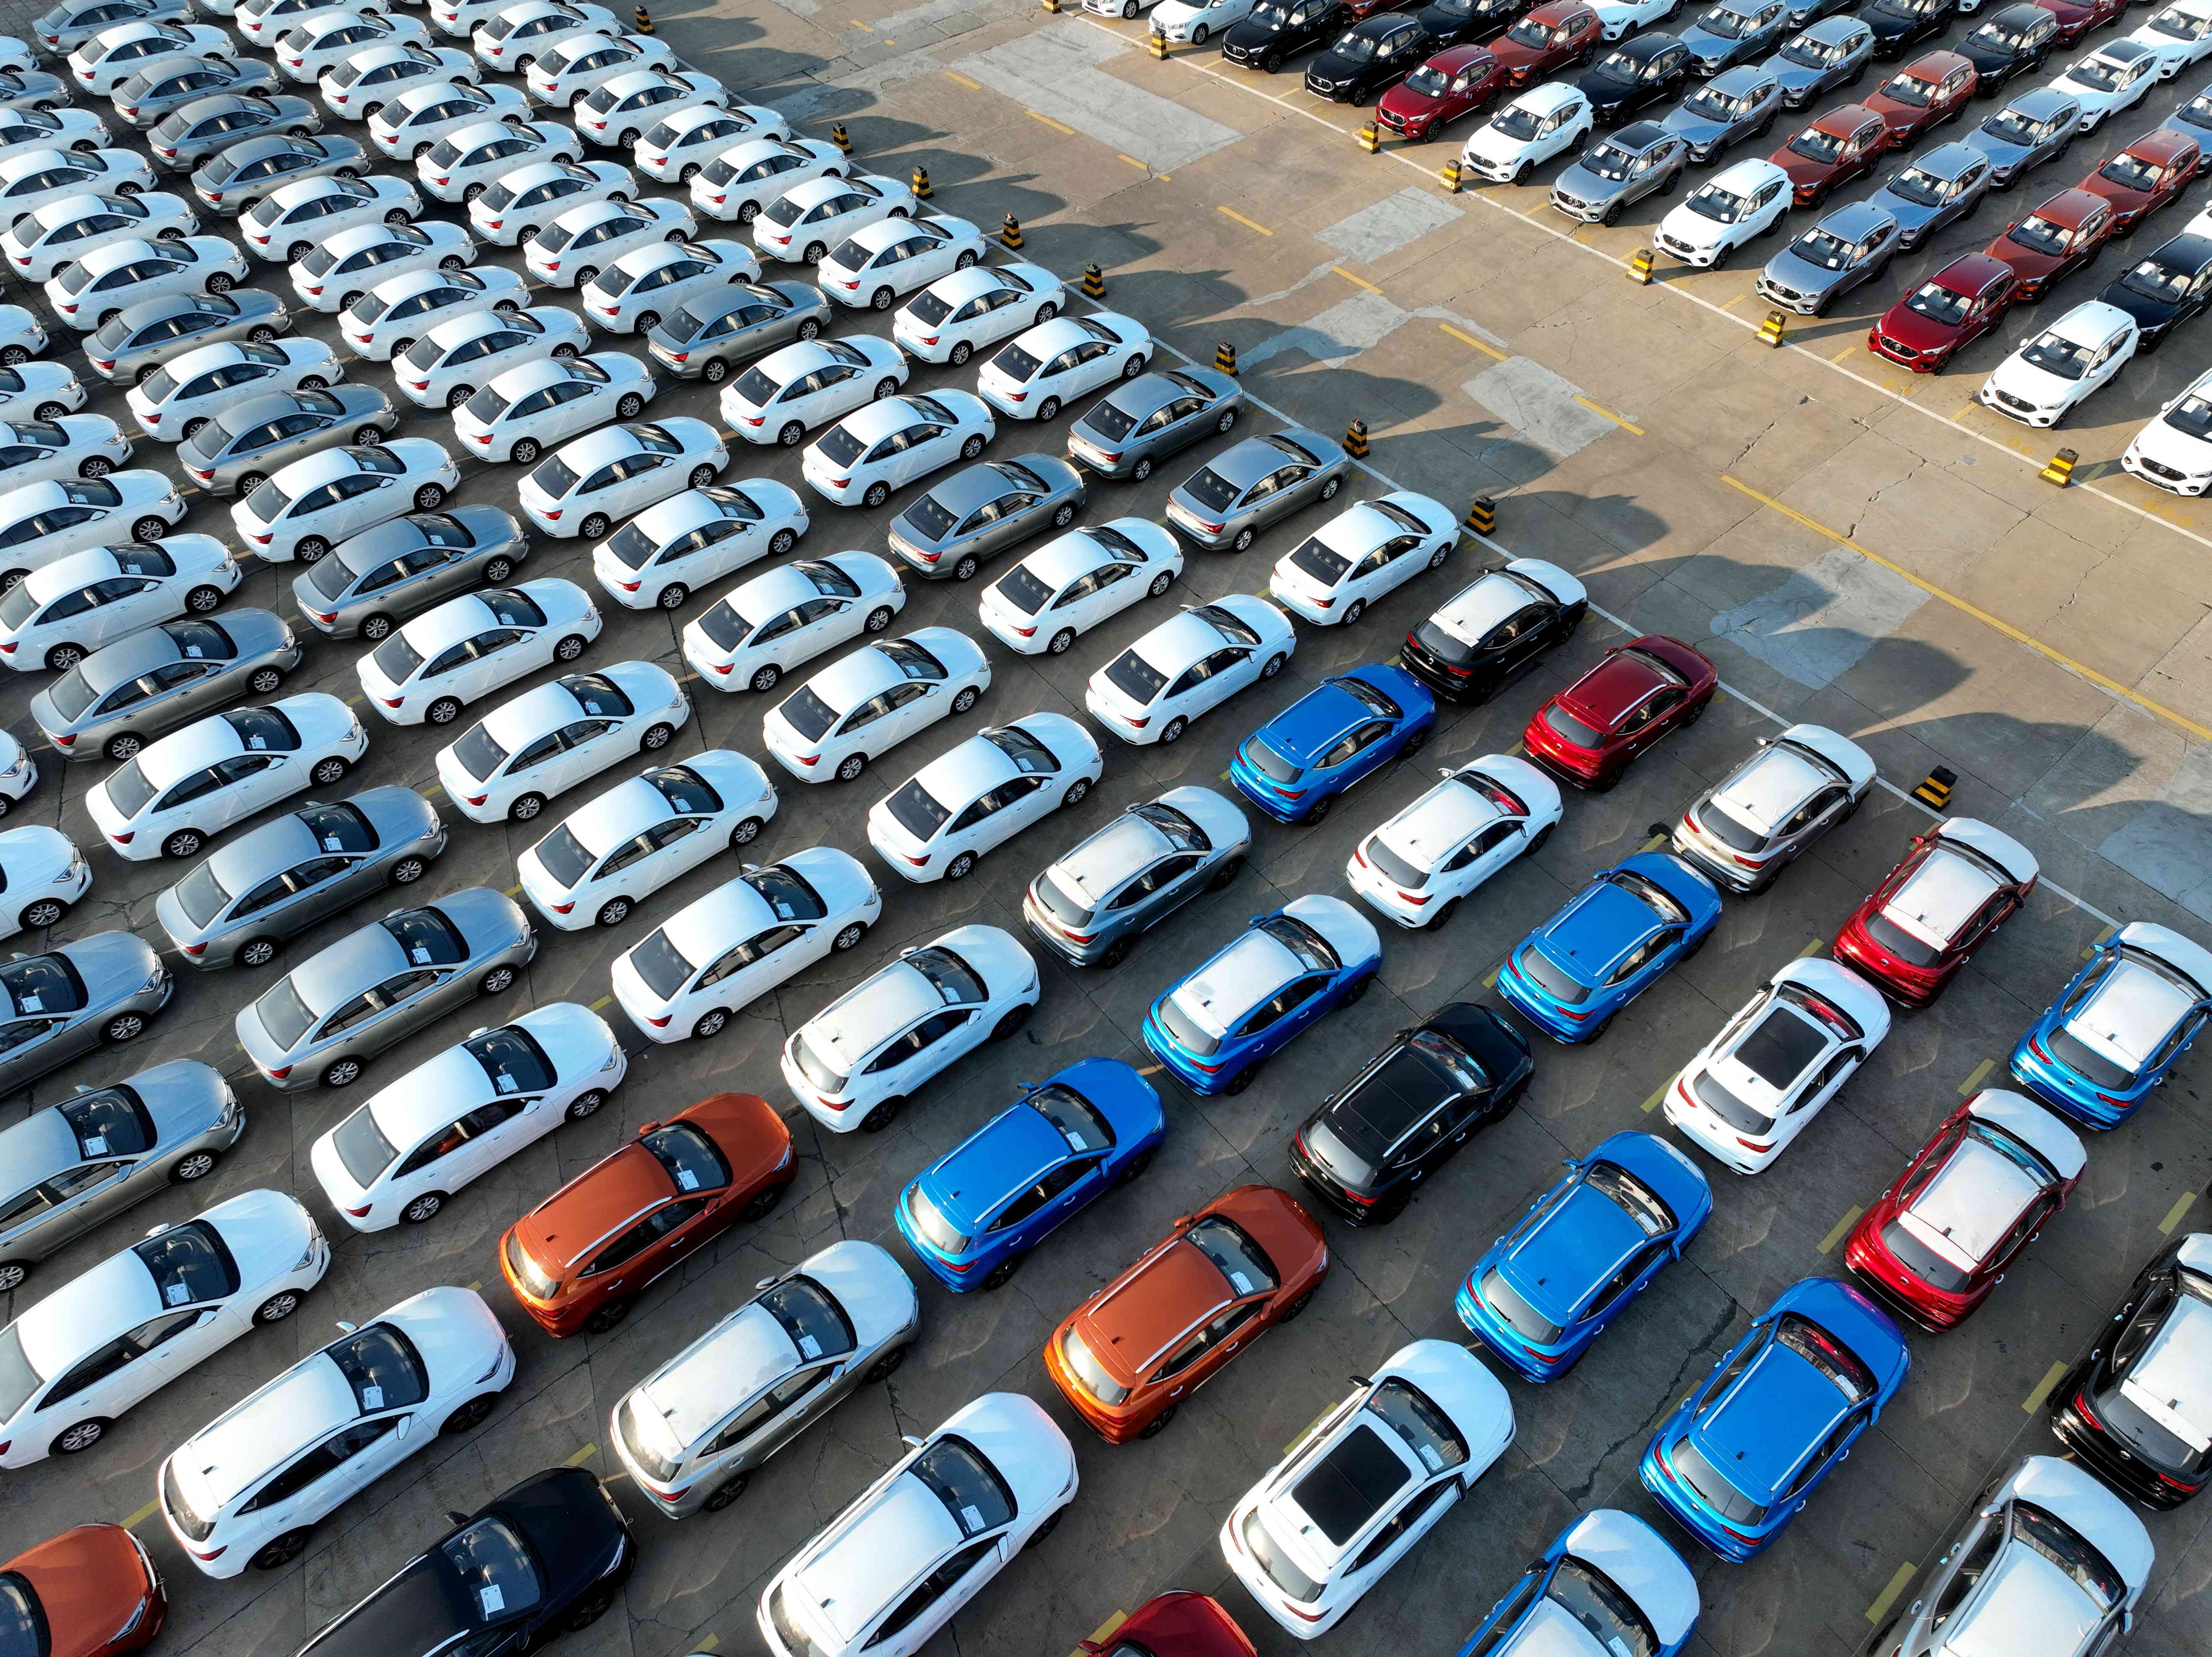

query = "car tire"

[702,357,729,382]
[1304,793,1333,826]
[689,1006,729,1039]
[76,455,110,478]
[703,1471,752,1511]
[18,893,63,932]
[508,792,545,822]
[0,1261,32,1295]
[103,732,142,761]
[640,722,674,753]
[981,1252,1024,1290]
[422,696,461,726]
[253,1288,304,1324]
[583,1297,632,1335]
[441,1395,498,1437]
[949,340,972,365]
[238,936,280,970]
[1260,651,1286,679]
[1279,1287,1315,1322]
[161,828,203,860]
[401,1190,445,1226]
[1341,596,1367,627]
[862,480,890,509]
[1160,715,1187,744]
[993,1002,1032,1040]
[835,752,867,782]
[946,850,976,880]
[726,813,764,850]
[833,919,868,951]
[950,686,979,717]
[1138,1403,1177,1438]
[132,515,170,542]
[862,1343,909,1384]
[1193,23,1210,40]
[778,420,805,446]
[1036,395,1061,421]
[509,437,540,466]
[42,642,83,672]
[561,1587,616,1635]
[480,964,517,995]
[51,1418,109,1456]
[1047,626,1077,656]
[594,894,632,927]
[310,756,348,786]
[320,1052,364,1087]
[565,1089,606,1124]
[1116,1147,1155,1185]
[860,1094,904,1132]
[1602,199,1623,227]
[1231,525,1256,552]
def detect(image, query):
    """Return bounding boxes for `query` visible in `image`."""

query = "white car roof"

[655,874,780,971]
[1880,830,2018,952]
[1424,561,1581,648]
[23,545,132,604]
[1560,1510,1700,1647]
[2066,952,2201,1074]
[919,265,1017,308]
[832,397,926,448]
[1937,816,2038,883]
[1130,608,1224,680]
[1709,156,1790,194]
[909,733,1021,810]
[482,678,588,746]
[396,590,506,658]
[753,337,839,386]
[1513,82,1583,115]
[12,1242,166,1380]
[137,710,247,788]
[368,1041,513,1146]
[1375,772,1508,872]
[170,1342,359,1511]
[1897,1092,2080,1270]
[2046,299,2137,346]
[1006,315,1089,362]
[271,444,364,492]
[1708,738,1847,836]
[548,423,642,471]
[1967,1087,2086,1180]
[801,953,946,1066]
[563,770,681,860]
[779,175,855,212]
[805,643,902,714]
[2113,919,2212,999]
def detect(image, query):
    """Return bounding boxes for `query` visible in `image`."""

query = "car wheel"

[1261,50,1282,71]
[295,536,331,564]
[860,1094,904,1132]
[949,340,972,366]
[1036,395,1061,421]
[561,1586,616,1632]
[1340,596,1366,627]
[1260,651,1285,679]
[0,1261,25,1293]
[1047,626,1077,656]
[254,1289,304,1325]
[310,756,348,787]
[981,1253,1024,1290]
[16,891,64,932]
[831,919,868,954]
[42,642,83,673]
[1602,199,1624,227]
[563,1087,607,1124]
[699,1470,754,1512]
[160,828,202,860]
[574,510,610,540]
[400,1190,445,1226]
[803,239,828,262]
[231,931,287,969]
[52,1418,109,1456]
[951,685,979,715]
[1160,715,1187,744]
[727,814,764,851]
[508,436,540,466]
[103,732,142,762]
[320,1051,365,1087]
[778,420,806,446]
[76,452,112,478]
[992,1002,1031,1040]
[509,792,545,823]
[1146,566,1176,599]
[862,1343,909,1384]
[1098,936,1132,969]
[836,752,867,782]
[946,850,976,880]
[702,356,730,383]
[1510,159,1530,184]
[1230,524,1256,553]
[1193,23,1210,40]
[439,1394,499,1438]
[583,1296,632,1335]
[1138,1403,1177,1438]
[585,887,632,927]
[861,480,890,509]
[480,964,517,996]
[1279,1287,1315,1322]
[640,721,674,752]
[131,514,171,543]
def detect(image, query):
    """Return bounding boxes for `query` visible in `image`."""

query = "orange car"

[499,1092,793,1337]
[1,1525,163,1656]
[1043,1184,1328,1443]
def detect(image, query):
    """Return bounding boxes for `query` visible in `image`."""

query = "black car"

[1288,1005,1532,1224]
[1417,0,1533,45]
[1398,563,1588,702]
[1863,0,1955,59]
[1956,3,2061,90]
[1223,0,1355,72]
[1307,14,1436,100]
[297,1469,633,1657]
[2098,232,2212,349]
[1579,32,1692,123]
[2050,1233,2212,1508]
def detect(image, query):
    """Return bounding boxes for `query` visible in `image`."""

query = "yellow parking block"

[2159,1191,2198,1235]
[1818,1206,1863,1256]
[1957,1058,1995,1096]
[2022,1361,2068,1414]
[563,1442,599,1467]
[1865,1563,1916,1625]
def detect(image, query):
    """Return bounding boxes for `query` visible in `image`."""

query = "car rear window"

[1862,911,1941,968]
[331,1100,398,1187]
[1776,1311,1876,1403]
[103,757,157,820]
[253,975,316,1050]
[1180,467,1240,511]
[883,779,950,843]
[993,562,1054,617]
[910,1435,1016,1537]
[1186,1214,1277,1296]
[1671,1437,1767,1525]
[327,1321,428,1410]
[1543,703,1605,746]
[625,927,696,1000]
[1289,537,1348,584]
[642,1121,730,1193]
[777,685,837,743]
[760,1273,856,1359]
[1103,649,1166,705]
[1362,835,1426,890]
[1481,1267,1563,1344]
[1517,944,1592,1005]
[450,722,508,783]
[531,825,596,889]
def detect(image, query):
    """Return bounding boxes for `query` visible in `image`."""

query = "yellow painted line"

[944,70,982,89]
[344,693,364,706]
[1721,294,1747,312]
[504,884,521,897]
[1079,1613,1129,1657]
[589,994,612,1012]
[2083,923,2116,960]
[1439,321,1507,361]
[1217,205,1273,236]
[1818,1206,1863,1256]
[1028,110,1076,135]
[1957,1058,1995,1097]
[467,1280,482,1292]
[1333,265,1382,294]
[1284,1405,1334,1453]
[563,1442,599,1466]
[850,18,872,28]
[2159,1190,2198,1235]
[1797,936,1826,958]
[1724,475,2212,743]
[1572,395,1643,436]
[1639,1080,1669,1114]
[1136,1062,1163,1076]
[1639,832,1667,852]
[122,1498,160,1529]
[1865,1563,1916,1625]
[1508,740,1525,756]
[1951,403,1975,422]
[2023,1361,2068,1414]
[1117,152,1148,170]
[695,1639,720,1654]
[1482,965,1500,989]
[1830,345,1856,364]
[423,782,444,800]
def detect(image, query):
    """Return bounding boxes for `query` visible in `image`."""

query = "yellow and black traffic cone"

[911,166,931,200]
[1912,766,1957,811]
[1628,247,1654,286]
[1081,263,1105,299]
[829,123,851,154]
[1000,213,1022,250]
[1344,419,1368,459]
[1462,496,1496,537]
[1439,158,1462,194]
[1214,340,1237,376]
[633,4,652,32]
[2039,447,2079,487]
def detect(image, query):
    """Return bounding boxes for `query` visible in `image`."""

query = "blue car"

[2008,920,2212,1130]
[894,1057,1165,1290]
[1454,1508,1701,1657]
[1638,1277,1909,1562]
[1496,852,1722,1043]
[1143,893,1382,1096]
[1227,662,1435,825]
[1457,1130,1713,1381]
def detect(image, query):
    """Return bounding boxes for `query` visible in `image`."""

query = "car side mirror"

[469,1026,488,1038]
[444,1510,470,1527]
[336,1320,357,1334]
[755,1275,779,1290]
[637,1120,660,1136]
[1350,1373,1372,1388]
[1173,1213,1196,1230]
[901,1434,926,1449]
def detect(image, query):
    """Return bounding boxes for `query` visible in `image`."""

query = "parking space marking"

[589,994,613,1012]
[1570,395,1642,436]
[1073,1611,1127,1657]
[944,70,982,88]
[1797,936,1826,958]
[1818,1207,1863,1256]
[2023,1361,2068,1414]
[1720,294,1747,312]
[694,1638,720,1653]
[1438,321,1507,361]
[1028,109,1076,134]
[2159,1191,2199,1234]
[1865,1563,1916,1625]
[467,1281,481,1292]
[1217,205,1273,236]
[1828,346,1855,364]
[1638,1080,1668,1113]
[1482,965,1500,988]
[121,1498,160,1529]
[563,1442,599,1466]
[1333,266,1382,294]
[1957,1058,1996,1096]
[1117,152,1149,170]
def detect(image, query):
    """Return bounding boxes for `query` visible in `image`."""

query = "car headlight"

[600,1048,621,1071]
[138,968,165,993]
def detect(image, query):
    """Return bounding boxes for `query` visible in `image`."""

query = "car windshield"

[1333,29,1387,61]
[134,1220,238,1307]
[326,1321,428,1411]
[465,1024,554,1095]
[439,1517,542,1624]
[1780,33,1845,65]
[2012,1502,2126,1608]
[1368,1378,1468,1471]
[1885,164,1952,206]
[908,1436,1016,1537]
[1685,83,1744,119]
[1791,227,1855,269]
[1685,181,1749,222]
[1492,101,1545,139]
[1403,64,1452,95]
[2123,256,2194,302]
[1186,1213,1278,1296]
[1694,5,1757,36]
[1877,71,1933,106]
[1970,17,2030,47]
[1587,1159,1675,1235]
[2150,4,2212,37]
[2163,390,2212,439]
[1787,126,1848,162]
[642,1120,730,1192]
[2100,152,2163,191]
[2021,329,2093,379]
[1899,280,1968,330]
[1548,1559,1660,1657]
[1582,142,1640,181]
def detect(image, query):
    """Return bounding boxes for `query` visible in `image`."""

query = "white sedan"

[320,43,481,122]
[634,101,780,182]
[85,692,365,859]
[719,335,908,447]
[0,534,238,672]
[1346,752,1561,930]
[1593,0,1679,38]
[1978,299,2137,427]
[0,413,132,486]
[0,825,89,939]
[762,626,989,785]
[580,235,755,332]
[415,114,576,202]
[1085,592,1295,746]
[2128,0,2212,79]
[1655,156,1791,268]
[523,192,689,286]
[575,67,724,148]
[867,712,1102,885]
[465,155,630,245]
[125,337,340,439]
[238,173,416,262]
[0,362,86,423]
[0,307,43,367]
[1461,83,1593,184]
[522,28,672,106]
[516,415,725,539]
[338,262,527,360]
[233,0,341,49]
[0,150,155,228]
[428,0,512,35]
[817,212,985,312]
[364,76,530,157]
[432,657,689,823]
[275,12,427,84]
[515,746,778,929]
[68,22,230,98]
[355,576,600,725]
[310,1006,624,1229]
[977,518,1182,657]
[689,134,843,223]
[230,437,455,562]
[891,262,1062,367]
[976,312,1150,422]
[0,109,112,168]
[752,171,914,264]
[2050,40,2162,130]
[289,217,473,313]
[3,189,202,283]
[42,233,242,328]
[392,303,587,409]
[1269,490,1457,627]
[450,349,655,464]
[2122,363,2212,493]
[800,389,994,509]
[591,477,807,609]
[682,550,903,692]
[0,471,183,584]
[1151,0,1255,44]
[469,1,617,73]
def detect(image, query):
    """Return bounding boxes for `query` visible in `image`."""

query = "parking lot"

[2,0,2212,1654]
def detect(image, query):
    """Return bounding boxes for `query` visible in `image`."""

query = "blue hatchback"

[1457,1131,1713,1382]
[1454,1508,1702,1657]
[1638,1277,1909,1562]
[1497,852,1721,1043]
[1227,662,1435,825]
[894,1057,1165,1290]
[2009,920,2212,1130]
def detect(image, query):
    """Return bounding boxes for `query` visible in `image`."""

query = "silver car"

[0,1058,240,1294]
[0,70,74,111]
[1962,86,2080,188]
[1867,141,1993,248]
[1672,722,1876,892]
[178,385,398,496]
[147,92,323,173]
[1163,426,1352,553]
[1680,0,1793,74]
[290,504,528,640]
[187,131,367,216]
[155,786,446,968]
[1662,63,1785,162]
[643,279,828,382]
[1064,367,1242,483]
[34,0,195,58]
[113,59,283,130]
[1022,786,1251,968]
[1757,198,1899,314]
[885,454,1086,583]
[1766,16,1875,109]
[233,887,536,1091]
[0,931,172,1100]
[1551,121,1692,222]
[84,287,289,385]
[29,609,296,761]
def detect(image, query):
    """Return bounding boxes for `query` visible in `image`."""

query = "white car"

[0,1187,328,1469]
[756,1394,1072,1657]
[392,302,586,409]
[1593,0,1679,35]
[779,923,1038,1132]
[611,845,879,1040]
[0,305,45,365]
[2129,0,2212,78]
[1665,956,1893,1173]
[1222,1341,1514,1638]
[68,21,229,98]
[817,212,985,312]
[1085,593,1295,747]
[338,261,525,360]
[801,389,994,508]
[230,437,455,561]
[682,551,904,693]
[762,626,989,786]
[239,173,416,262]
[42,232,241,328]
[356,576,600,725]
[0,148,155,226]
[309,1006,624,1228]
[428,0,511,35]
[416,114,575,201]
[753,170,914,264]
[0,728,36,810]
[1655,155,1791,267]
[0,413,130,486]
[126,337,339,439]
[289,217,472,312]
[3,189,200,282]
[1461,83,1593,184]
[868,713,1102,885]
[690,134,842,223]
[576,66,723,148]
[451,349,654,464]
[320,42,479,121]
[1978,299,2137,427]
[0,534,238,672]
[977,517,1180,656]
[1347,752,1563,930]
[2050,40,2161,129]
[0,109,112,169]
[522,28,671,106]
[1151,0,1255,44]
[275,11,425,83]
[2123,363,2212,493]
[0,471,183,584]
[976,312,1150,422]
[156,1288,514,1575]
[0,361,85,422]
[364,75,528,156]
[465,155,630,245]
[581,235,755,333]
[470,0,616,72]
[433,658,688,822]
[891,262,1062,367]
[517,747,777,929]
[592,477,807,608]
[0,825,89,939]
[85,692,364,858]
[233,0,346,48]
[634,101,778,181]
[1268,490,1457,627]
[524,192,689,286]
[721,335,910,447]
[516,415,724,539]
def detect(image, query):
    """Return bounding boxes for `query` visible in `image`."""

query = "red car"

[1771,103,1889,206]
[1842,1089,2084,1329]
[1984,185,2115,300]
[1489,0,1601,86]
[2079,127,2199,236]
[2033,0,2123,44]
[1083,1595,1258,1657]
[0,1525,164,1657]
[1831,817,2039,1005]
[1519,635,1717,789]
[1868,251,2021,370]
[1863,50,1976,147]
[1375,44,1507,140]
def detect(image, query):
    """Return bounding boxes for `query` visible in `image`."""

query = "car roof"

[2112,920,2212,999]
[1882,839,2004,950]
[171,1349,357,1510]
[1258,678,1377,767]
[635,1299,798,1449]
[1804,12,1868,39]
[482,677,588,745]
[1709,62,1778,95]
[910,732,1020,809]
[806,643,902,712]
[1818,199,1896,238]
[923,1101,1069,1231]
[1931,250,2017,293]
[1809,101,1880,135]
[2119,126,2197,162]
[1376,772,1506,870]
[2048,298,2137,342]
[801,955,944,1066]
[1908,140,1985,182]
[797,1477,964,1643]
[1694,1329,1855,1501]
[1708,741,1840,835]
[1169,927,1306,1038]
[1516,81,1584,113]
[2121,1292,2212,1459]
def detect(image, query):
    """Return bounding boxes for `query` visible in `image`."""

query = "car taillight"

[180,940,205,956]
[917,333,938,345]
[1195,520,1222,535]
[1008,622,1035,637]
[2028,1035,2049,1062]
[465,792,487,806]
[486,217,501,229]
[380,696,403,708]
[794,753,818,766]
[666,349,688,361]
[543,508,561,519]
[111,829,132,843]
[158,147,176,158]
[740,414,762,426]
[1735,1135,1768,1151]
[311,610,336,625]
[344,1202,372,1217]
[189,467,214,482]
[2096,1090,2127,1106]
[407,379,428,391]
[838,279,857,289]
[2072,1389,2101,1429]
[50,732,72,747]
[1398,889,1429,905]
[917,549,940,563]
[1006,388,1026,402]
[550,899,574,914]
[186,1544,227,1562]
[471,433,491,445]
[305,284,321,296]
[616,578,640,592]
[349,333,372,344]
[595,305,618,317]
[1114,710,1149,729]
[542,258,559,270]
[264,1063,291,1079]
[827,477,849,489]
[432,176,448,186]
[899,852,928,867]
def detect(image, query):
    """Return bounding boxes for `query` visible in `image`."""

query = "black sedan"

[1398,558,1588,702]
[1578,32,1692,124]
[1863,0,1956,60]
[2051,1233,2212,1507]
[1956,3,2061,92]
[2098,232,2212,350]
[1417,0,1532,45]
[1288,1004,1532,1224]
[1307,14,1436,101]
[1223,0,1356,72]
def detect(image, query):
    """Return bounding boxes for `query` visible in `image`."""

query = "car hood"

[1764,247,1845,291]
[2098,284,2181,328]
[1875,299,1965,351]
[1553,158,1633,200]
[1987,355,2079,404]
[2127,408,2212,473]
[1962,128,2035,167]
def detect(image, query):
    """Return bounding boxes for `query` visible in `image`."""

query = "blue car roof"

[1773,1275,1910,1381]
[1692,1337,1850,1504]
[1536,877,1665,987]
[1256,679,1375,769]
[919,1103,1068,1236]
[1501,1177,1648,1328]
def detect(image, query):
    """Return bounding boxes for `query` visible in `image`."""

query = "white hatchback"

[752,170,913,264]
[238,173,416,262]
[338,261,527,360]
[891,261,1062,367]
[1978,299,2137,427]
[0,534,238,673]
[801,389,995,508]
[392,303,587,409]
[1085,593,1296,747]
[516,415,726,539]
[415,114,577,202]
[580,235,755,333]
[1269,490,1457,627]
[762,626,990,785]
[355,576,601,726]
[816,212,986,312]
[450,349,656,465]
[126,336,339,440]
[1347,753,1562,929]
[688,134,842,223]
[289,218,473,313]
[43,233,243,328]
[720,335,909,447]
[977,518,1181,657]
[976,312,1150,421]
[432,658,689,823]
[523,192,689,287]
[1655,156,1791,266]
[590,477,808,609]
[1461,83,1593,183]
[465,155,630,245]
[230,437,456,562]
[2050,40,2160,130]
[868,713,1103,885]
[682,551,905,693]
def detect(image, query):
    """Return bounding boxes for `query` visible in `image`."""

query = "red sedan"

[2079,127,2199,237]
[1831,817,2039,1005]
[2033,0,2123,44]
[1084,1596,1258,1657]
[1843,1089,2084,1329]
[1984,186,2116,300]
[1863,50,1975,148]
[1869,252,2021,370]
[1489,0,1601,87]
[1519,635,1716,789]
[1375,44,1507,140]
[1772,103,1889,206]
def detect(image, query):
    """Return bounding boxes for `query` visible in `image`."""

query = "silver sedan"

[643,278,827,382]
[1162,427,1352,553]
[28,607,299,761]
[290,503,527,640]
[83,288,290,385]
[885,454,1085,583]
[0,930,172,1100]
[177,384,398,495]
